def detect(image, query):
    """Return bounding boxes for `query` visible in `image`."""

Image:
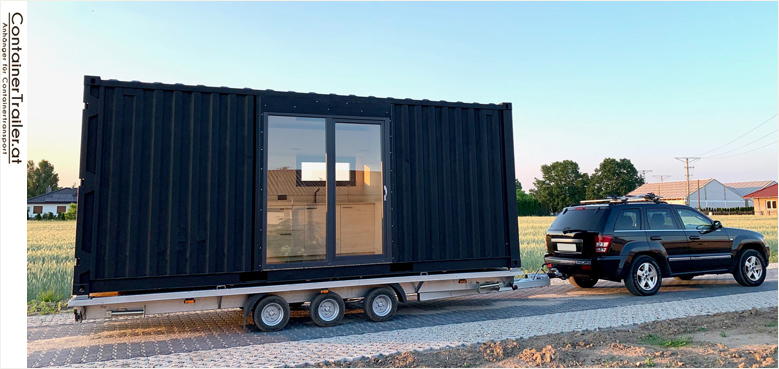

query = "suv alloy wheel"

[733,249,767,287]
[624,255,662,296]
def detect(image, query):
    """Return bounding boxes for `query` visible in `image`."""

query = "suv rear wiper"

[562,228,589,234]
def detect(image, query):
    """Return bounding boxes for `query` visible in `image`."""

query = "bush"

[44,212,54,220]
[34,213,42,220]
[57,212,66,220]
[518,195,548,216]
[36,288,58,302]
[65,203,77,220]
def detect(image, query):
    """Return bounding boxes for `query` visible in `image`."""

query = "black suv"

[544,194,770,296]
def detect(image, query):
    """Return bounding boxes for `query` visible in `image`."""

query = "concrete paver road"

[27,267,778,367]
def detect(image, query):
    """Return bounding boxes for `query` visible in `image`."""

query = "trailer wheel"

[309,292,345,327]
[364,287,397,322]
[253,295,290,332]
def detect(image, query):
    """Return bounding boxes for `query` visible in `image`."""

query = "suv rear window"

[548,207,610,233]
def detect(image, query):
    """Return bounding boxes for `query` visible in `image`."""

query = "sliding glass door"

[264,114,388,268]
[335,122,383,257]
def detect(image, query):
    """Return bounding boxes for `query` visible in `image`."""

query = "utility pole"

[652,175,670,197]
[675,157,700,206]
[652,175,670,183]
[639,170,653,182]
[697,179,701,210]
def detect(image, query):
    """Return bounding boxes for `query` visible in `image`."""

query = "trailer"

[70,75,537,330]
[71,269,549,331]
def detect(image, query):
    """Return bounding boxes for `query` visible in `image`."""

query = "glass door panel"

[266,116,327,264]
[334,123,383,257]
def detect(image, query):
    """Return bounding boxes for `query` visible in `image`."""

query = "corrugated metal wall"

[76,81,255,282]
[74,77,519,294]
[391,104,512,263]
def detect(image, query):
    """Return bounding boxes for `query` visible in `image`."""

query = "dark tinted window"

[646,208,678,230]
[614,209,641,230]
[548,207,610,233]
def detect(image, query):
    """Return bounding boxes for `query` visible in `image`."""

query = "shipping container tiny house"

[73,76,520,296]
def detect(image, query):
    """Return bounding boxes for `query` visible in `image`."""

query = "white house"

[627,179,745,209]
[723,180,777,207]
[27,187,78,218]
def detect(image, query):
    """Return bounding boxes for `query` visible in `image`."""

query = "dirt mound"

[303,307,778,368]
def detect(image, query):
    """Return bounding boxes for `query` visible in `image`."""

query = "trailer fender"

[242,293,266,329]
[388,283,407,303]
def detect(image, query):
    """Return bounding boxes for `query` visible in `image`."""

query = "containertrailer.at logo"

[1,11,23,164]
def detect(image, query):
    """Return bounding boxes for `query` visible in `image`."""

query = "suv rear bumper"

[544,255,625,280]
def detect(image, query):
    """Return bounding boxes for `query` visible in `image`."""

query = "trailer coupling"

[508,269,551,290]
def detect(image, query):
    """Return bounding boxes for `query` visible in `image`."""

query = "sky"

[29,1,778,191]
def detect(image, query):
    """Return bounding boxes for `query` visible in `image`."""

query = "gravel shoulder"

[306,307,778,368]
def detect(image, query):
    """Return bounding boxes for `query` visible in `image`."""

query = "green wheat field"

[28,216,778,314]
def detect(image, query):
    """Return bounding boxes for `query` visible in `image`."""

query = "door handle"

[384,185,387,201]
[650,236,662,241]
[688,235,700,240]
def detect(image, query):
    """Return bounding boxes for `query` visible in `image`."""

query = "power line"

[704,129,778,158]
[703,140,778,159]
[695,114,778,156]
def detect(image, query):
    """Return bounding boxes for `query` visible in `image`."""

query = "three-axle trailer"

[70,269,549,331]
[69,76,542,331]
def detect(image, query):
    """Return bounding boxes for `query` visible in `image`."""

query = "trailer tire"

[364,287,398,322]
[309,292,345,327]
[253,295,290,332]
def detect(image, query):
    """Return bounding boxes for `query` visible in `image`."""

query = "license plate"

[557,243,578,252]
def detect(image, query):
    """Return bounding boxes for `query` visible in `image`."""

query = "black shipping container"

[73,76,520,295]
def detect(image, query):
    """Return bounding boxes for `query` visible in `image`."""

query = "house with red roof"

[743,183,778,216]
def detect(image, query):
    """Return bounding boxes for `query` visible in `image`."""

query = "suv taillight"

[595,235,613,253]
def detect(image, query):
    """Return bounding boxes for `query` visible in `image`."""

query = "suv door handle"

[650,236,662,241]
[688,235,701,240]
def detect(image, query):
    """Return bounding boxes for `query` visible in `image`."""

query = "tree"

[516,180,547,216]
[530,160,589,213]
[65,203,78,220]
[27,159,59,198]
[586,158,644,200]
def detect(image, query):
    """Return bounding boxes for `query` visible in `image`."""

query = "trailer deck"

[71,269,550,330]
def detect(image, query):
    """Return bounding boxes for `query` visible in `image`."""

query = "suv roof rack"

[580,193,666,205]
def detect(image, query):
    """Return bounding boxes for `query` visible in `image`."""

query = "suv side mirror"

[712,220,722,229]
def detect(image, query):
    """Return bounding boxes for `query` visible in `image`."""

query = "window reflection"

[335,123,383,257]
[266,116,327,264]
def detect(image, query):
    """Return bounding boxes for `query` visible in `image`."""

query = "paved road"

[27,268,778,367]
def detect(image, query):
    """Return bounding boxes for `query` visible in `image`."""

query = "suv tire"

[624,255,662,296]
[568,276,598,288]
[733,249,766,287]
